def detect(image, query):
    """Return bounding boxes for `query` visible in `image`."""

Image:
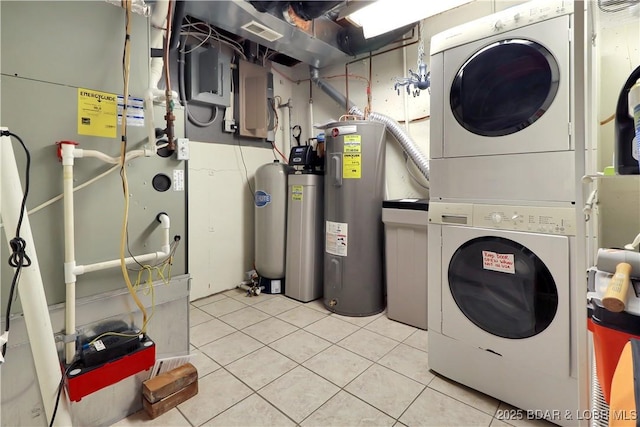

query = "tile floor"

[114,289,555,427]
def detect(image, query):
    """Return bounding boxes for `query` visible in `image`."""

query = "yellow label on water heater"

[343,153,361,179]
[292,185,303,201]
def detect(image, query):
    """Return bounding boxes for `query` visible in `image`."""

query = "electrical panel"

[238,59,269,139]
[185,45,231,107]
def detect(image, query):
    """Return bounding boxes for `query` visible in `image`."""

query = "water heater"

[254,160,288,292]
[323,121,386,316]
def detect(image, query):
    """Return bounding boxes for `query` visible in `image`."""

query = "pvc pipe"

[150,0,170,89]
[74,148,119,164]
[1,131,73,426]
[63,164,76,363]
[75,251,168,276]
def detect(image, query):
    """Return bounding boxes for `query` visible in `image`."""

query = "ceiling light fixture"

[346,0,475,39]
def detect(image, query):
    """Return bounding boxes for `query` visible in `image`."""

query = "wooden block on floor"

[142,363,198,404]
[143,380,198,419]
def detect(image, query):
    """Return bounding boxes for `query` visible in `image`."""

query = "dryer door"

[443,15,570,158]
[441,226,570,378]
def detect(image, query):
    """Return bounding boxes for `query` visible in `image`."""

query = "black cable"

[1,130,32,359]
[49,357,79,427]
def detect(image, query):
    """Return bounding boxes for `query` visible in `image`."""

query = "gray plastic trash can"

[382,199,429,329]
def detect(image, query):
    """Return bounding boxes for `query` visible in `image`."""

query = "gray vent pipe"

[309,67,430,181]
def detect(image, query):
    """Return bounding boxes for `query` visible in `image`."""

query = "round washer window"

[450,39,560,137]
[448,236,558,339]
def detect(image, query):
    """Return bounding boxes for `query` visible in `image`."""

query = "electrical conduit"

[309,67,430,180]
[1,132,73,426]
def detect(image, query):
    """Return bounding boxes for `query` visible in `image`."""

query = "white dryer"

[429,0,575,203]
[428,202,579,426]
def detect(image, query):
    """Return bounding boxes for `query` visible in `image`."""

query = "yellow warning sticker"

[343,153,361,179]
[77,88,117,138]
[292,185,303,201]
[343,134,361,153]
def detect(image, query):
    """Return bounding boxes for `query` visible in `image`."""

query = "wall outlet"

[223,119,236,133]
[176,138,189,161]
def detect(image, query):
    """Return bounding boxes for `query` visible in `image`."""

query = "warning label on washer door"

[326,221,348,256]
[482,250,515,274]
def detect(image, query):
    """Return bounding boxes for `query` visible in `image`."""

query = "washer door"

[441,226,570,378]
[442,15,570,158]
[448,236,558,339]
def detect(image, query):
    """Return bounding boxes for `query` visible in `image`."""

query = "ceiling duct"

[180,0,412,68]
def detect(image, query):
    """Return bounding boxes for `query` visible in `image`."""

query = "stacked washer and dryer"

[427,1,579,424]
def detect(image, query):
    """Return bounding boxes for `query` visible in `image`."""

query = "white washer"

[429,0,575,203]
[428,202,579,426]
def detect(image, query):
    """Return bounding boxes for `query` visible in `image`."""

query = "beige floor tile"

[429,375,500,416]
[403,329,428,352]
[303,316,359,343]
[399,388,493,427]
[200,331,263,366]
[338,329,399,361]
[345,364,424,418]
[112,408,190,426]
[259,366,339,423]
[225,289,278,305]
[199,298,248,317]
[276,306,328,328]
[302,345,373,387]
[393,422,408,427]
[227,346,297,390]
[301,390,395,427]
[331,311,384,327]
[304,299,331,314]
[364,315,417,342]
[190,318,236,348]
[203,394,295,427]
[270,329,332,363]
[243,317,299,344]
[178,369,252,426]
[253,296,301,316]
[378,343,434,385]
[192,293,228,307]
[189,349,221,378]
[219,306,271,330]
[491,419,514,427]
[190,307,214,327]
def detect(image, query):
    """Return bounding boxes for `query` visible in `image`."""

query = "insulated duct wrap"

[309,67,429,181]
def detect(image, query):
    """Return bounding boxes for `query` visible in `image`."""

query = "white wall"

[188,75,293,301]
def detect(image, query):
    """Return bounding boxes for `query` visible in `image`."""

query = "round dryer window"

[450,39,560,137]
[448,236,558,339]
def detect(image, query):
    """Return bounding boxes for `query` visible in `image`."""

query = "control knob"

[493,19,504,31]
[491,212,503,224]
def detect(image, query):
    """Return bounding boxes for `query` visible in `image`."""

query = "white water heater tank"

[254,160,288,279]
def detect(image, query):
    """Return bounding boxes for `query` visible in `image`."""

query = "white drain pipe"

[309,67,430,180]
[1,131,73,426]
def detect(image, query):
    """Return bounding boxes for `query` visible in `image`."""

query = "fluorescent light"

[347,0,474,39]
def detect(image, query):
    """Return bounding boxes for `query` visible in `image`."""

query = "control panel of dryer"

[429,203,576,236]
[431,0,573,55]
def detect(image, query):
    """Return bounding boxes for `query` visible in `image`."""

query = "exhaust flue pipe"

[310,67,429,181]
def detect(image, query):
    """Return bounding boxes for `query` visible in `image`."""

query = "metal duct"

[310,67,430,181]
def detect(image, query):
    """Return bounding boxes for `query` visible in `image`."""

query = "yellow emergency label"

[343,153,361,179]
[77,88,117,138]
[292,185,303,201]
[343,134,361,153]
